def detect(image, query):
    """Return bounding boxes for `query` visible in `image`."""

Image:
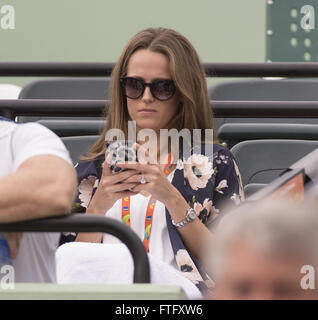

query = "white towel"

[56,242,202,299]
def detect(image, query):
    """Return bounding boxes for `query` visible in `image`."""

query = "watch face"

[189,209,197,220]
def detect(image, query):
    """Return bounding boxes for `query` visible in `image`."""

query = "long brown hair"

[83,27,216,160]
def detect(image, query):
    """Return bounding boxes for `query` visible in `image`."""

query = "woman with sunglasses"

[63,27,244,294]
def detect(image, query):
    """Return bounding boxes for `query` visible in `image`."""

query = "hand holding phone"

[105,140,138,174]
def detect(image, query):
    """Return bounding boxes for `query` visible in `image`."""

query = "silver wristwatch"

[172,208,197,229]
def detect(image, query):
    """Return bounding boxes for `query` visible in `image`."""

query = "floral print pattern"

[215,179,228,194]
[60,144,244,293]
[175,249,203,284]
[183,154,213,190]
[78,175,99,208]
[193,198,212,224]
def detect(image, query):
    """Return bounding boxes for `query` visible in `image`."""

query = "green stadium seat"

[218,123,318,149]
[231,139,318,197]
[61,135,99,164]
[210,79,318,148]
[17,77,109,124]
[37,119,106,137]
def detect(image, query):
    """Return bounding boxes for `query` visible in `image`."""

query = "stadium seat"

[61,135,99,164]
[38,119,106,137]
[0,214,192,300]
[218,123,318,149]
[210,79,318,147]
[231,139,318,197]
[17,77,109,124]
[0,214,191,300]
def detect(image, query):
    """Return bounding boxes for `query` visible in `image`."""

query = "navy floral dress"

[61,143,244,294]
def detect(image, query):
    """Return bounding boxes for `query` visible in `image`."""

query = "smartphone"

[106,140,138,174]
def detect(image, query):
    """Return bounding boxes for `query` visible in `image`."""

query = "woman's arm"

[165,191,214,262]
[120,145,244,262]
[117,160,214,261]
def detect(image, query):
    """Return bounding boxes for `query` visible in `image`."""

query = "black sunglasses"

[120,77,176,101]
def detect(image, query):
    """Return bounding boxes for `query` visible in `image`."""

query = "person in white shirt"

[0,116,77,282]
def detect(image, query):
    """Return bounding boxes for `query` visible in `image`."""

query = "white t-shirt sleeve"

[11,123,73,171]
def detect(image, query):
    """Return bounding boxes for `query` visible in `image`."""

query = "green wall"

[0,0,266,88]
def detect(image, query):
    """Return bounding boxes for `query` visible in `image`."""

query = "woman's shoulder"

[210,143,235,163]
[212,143,234,156]
[190,143,234,160]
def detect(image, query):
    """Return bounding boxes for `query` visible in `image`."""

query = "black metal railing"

[2,62,318,119]
[2,99,318,119]
[2,62,318,77]
[0,214,150,284]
